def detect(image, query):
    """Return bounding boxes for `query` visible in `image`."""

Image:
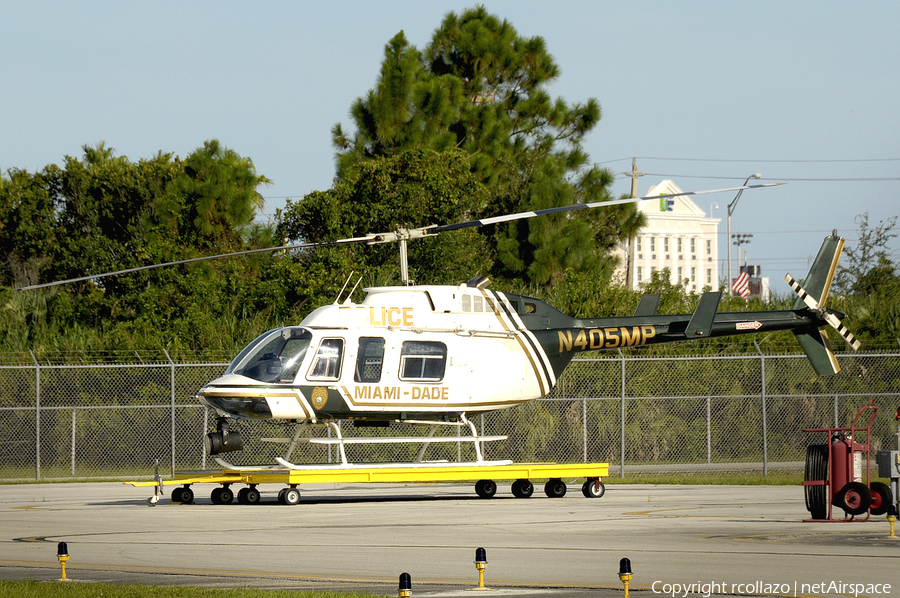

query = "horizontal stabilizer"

[633,293,661,317]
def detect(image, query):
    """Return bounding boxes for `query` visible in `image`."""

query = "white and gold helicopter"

[21,184,860,467]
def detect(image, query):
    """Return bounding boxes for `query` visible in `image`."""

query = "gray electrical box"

[876,451,900,478]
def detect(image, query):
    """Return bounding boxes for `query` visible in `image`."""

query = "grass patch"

[0,580,386,598]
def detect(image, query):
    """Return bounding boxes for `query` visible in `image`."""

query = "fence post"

[30,351,40,482]
[71,409,76,477]
[754,342,768,476]
[833,394,839,428]
[164,350,175,477]
[619,349,626,479]
[582,396,587,463]
[706,383,715,464]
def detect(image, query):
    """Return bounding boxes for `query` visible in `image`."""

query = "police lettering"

[368,306,414,327]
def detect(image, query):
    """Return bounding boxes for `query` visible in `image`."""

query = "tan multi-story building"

[613,180,721,292]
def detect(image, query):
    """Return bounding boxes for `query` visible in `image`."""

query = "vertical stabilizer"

[788,233,851,376]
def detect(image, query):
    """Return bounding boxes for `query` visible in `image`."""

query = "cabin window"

[524,302,536,314]
[462,294,471,312]
[355,337,385,383]
[307,338,344,380]
[399,341,447,381]
[473,295,483,312]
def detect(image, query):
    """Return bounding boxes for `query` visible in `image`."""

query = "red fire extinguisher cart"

[802,399,892,521]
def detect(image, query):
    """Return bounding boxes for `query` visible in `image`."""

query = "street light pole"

[726,173,761,295]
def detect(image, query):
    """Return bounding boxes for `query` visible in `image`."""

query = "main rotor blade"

[16,182,782,291]
[15,234,378,291]
[433,183,784,232]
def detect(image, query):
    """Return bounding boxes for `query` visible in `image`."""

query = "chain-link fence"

[2,350,898,481]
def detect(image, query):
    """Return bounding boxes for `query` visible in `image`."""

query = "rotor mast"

[367,226,438,285]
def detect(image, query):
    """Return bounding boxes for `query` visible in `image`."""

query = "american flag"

[733,271,750,298]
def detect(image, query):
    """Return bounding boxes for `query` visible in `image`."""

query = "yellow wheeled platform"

[126,461,609,506]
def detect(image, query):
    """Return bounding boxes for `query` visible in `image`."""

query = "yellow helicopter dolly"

[21,183,861,504]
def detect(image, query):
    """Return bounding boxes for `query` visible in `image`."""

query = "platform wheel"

[237,488,249,504]
[244,487,261,505]
[177,486,194,505]
[171,487,185,503]
[804,444,828,519]
[511,479,534,499]
[835,482,872,516]
[211,486,234,505]
[280,487,300,506]
[582,478,606,498]
[869,482,893,516]
[544,479,567,498]
[475,479,497,499]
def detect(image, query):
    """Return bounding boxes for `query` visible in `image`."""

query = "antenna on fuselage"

[334,271,355,305]
[343,275,363,305]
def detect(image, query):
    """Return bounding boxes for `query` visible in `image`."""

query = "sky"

[2,1,898,291]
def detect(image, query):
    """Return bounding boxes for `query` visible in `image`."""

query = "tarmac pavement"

[0,481,897,597]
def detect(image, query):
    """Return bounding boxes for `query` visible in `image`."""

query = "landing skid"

[264,413,507,467]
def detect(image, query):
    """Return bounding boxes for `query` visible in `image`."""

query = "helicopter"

[19,183,860,465]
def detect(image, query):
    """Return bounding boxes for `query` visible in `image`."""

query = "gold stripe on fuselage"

[481,289,550,396]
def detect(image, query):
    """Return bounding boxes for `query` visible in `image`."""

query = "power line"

[633,156,900,164]
[633,172,899,182]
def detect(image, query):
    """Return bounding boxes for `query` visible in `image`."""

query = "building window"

[664,237,669,252]
[637,267,642,283]
[650,237,656,252]
[691,267,696,282]
[706,239,712,255]
[677,267,683,281]
[637,237,642,252]
[690,238,696,253]
[677,238,682,253]
[706,269,712,284]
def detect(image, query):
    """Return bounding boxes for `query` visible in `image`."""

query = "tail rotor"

[785,273,860,351]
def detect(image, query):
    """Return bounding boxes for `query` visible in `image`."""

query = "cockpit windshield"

[227,327,313,383]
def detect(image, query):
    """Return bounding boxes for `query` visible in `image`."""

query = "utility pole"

[622,158,645,289]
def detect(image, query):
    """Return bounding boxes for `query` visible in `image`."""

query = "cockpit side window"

[307,338,344,380]
[232,328,312,383]
[355,337,385,383]
[399,341,447,381]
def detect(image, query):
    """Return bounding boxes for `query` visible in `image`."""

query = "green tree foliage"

[277,149,492,291]
[0,142,278,356]
[834,212,898,296]
[330,6,642,287]
[831,213,900,345]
